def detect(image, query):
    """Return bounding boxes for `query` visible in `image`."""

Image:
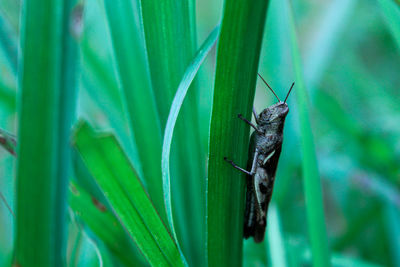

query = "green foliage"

[68,182,145,267]
[138,1,207,265]
[73,121,185,266]
[207,0,269,265]
[0,0,399,266]
[14,0,78,265]
[161,24,219,256]
[287,1,331,266]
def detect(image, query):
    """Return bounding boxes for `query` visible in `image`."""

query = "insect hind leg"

[224,157,252,176]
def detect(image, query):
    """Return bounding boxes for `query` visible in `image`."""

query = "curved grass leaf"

[138,1,207,265]
[73,121,184,267]
[286,1,331,266]
[161,24,219,261]
[207,0,269,265]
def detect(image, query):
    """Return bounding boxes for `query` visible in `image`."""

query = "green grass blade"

[79,36,143,177]
[378,0,400,50]
[286,1,331,266]
[162,23,219,256]
[102,0,165,221]
[55,1,80,262]
[138,1,207,264]
[68,182,146,267]
[207,0,269,265]
[383,202,400,267]
[73,121,184,267]
[15,0,65,265]
[138,0,196,126]
[266,204,288,267]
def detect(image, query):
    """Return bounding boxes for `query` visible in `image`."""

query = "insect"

[224,73,294,243]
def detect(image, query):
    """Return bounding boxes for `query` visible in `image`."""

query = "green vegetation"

[0,0,399,266]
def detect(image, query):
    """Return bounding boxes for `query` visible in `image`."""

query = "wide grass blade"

[138,0,197,126]
[102,0,165,221]
[286,1,331,266]
[73,121,185,266]
[15,0,74,265]
[207,0,269,265]
[162,23,219,254]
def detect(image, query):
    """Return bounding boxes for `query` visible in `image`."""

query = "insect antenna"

[257,73,281,102]
[283,82,295,103]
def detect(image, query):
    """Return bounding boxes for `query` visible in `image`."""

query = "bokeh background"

[0,0,399,266]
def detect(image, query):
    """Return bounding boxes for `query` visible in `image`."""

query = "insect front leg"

[237,114,263,135]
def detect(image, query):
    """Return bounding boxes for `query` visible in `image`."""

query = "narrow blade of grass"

[286,1,331,266]
[72,121,185,266]
[15,0,67,265]
[266,203,288,267]
[162,23,219,258]
[55,0,80,261]
[207,0,269,265]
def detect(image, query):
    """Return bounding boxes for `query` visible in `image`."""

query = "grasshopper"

[225,74,294,242]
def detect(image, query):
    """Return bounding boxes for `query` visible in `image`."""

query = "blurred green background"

[0,0,399,266]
